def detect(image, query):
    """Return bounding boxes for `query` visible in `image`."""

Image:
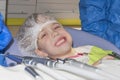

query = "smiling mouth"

[55,37,66,46]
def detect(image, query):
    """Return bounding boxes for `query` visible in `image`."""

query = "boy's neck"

[50,48,76,60]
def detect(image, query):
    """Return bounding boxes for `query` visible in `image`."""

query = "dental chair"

[65,27,120,54]
[5,27,120,65]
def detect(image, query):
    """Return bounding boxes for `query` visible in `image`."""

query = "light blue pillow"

[65,27,120,54]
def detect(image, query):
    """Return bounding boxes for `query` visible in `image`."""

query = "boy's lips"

[55,37,66,46]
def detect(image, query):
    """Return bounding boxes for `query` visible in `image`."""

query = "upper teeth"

[56,39,65,46]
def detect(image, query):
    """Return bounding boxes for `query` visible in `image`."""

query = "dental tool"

[25,66,43,80]
[32,62,70,80]
[23,57,98,80]
[53,59,120,80]
[5,53,120,80]
[24,58,114,80]
[23,57,119,80]
[6,53,69,80]
[5,52,22,64]
[15,55,108,80]
[23,58,70,80]
[108,52,120,59]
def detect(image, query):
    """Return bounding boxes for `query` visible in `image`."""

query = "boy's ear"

[35,49,48,57]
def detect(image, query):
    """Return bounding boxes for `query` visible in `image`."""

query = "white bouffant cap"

[16,13,57,56]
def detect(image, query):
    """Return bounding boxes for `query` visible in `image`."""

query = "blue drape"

[79,0,120,49]
[0,13,12,66]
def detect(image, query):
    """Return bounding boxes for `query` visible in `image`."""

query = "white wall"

[7,0,79,19]
[0,0,7,20]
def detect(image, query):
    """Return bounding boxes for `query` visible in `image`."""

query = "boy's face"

[36,22,72,59]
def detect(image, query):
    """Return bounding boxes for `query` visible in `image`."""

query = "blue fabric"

[0,54,7,66]
[79,0,120,49]
[0,13,12,66]
[0,13,12,51]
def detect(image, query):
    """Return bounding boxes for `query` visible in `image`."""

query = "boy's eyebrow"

[52,22,62,26]
[51,22,59,24]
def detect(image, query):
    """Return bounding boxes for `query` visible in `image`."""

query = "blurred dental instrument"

[5,53,120,80]
[5,53,69,80]
[60,58,120,79]
[108,52,120,59]
[31,62,72,80]
[46,58,120,80]
[22,57,103,80]
[25,66,43,80]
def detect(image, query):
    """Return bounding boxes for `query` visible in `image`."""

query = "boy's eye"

[54,26,61,30]
[41,33,47,39]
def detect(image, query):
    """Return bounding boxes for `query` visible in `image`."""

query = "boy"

[16,13,114,66]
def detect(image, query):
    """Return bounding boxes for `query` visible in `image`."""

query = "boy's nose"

[52,31,59,37]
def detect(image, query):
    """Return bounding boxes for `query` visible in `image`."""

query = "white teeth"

[56,39,65,46]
